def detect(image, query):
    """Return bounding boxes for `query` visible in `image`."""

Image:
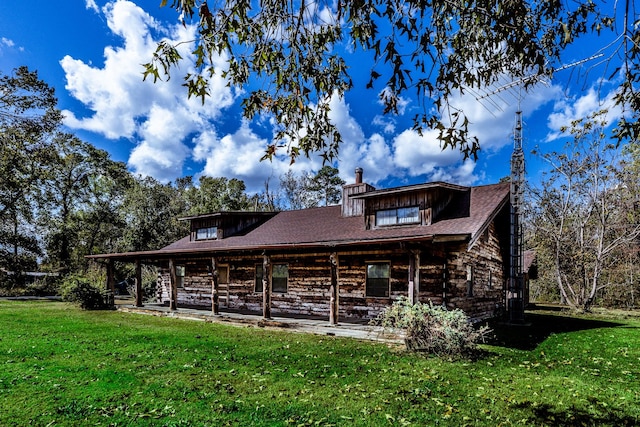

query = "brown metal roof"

[88,182,509,261]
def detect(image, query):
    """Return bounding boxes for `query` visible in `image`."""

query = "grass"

[0,301,638,426]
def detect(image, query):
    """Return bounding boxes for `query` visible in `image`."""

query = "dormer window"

[196,226,218,240]
[375,206,420,226]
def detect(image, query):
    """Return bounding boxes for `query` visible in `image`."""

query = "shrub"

[372,297,491,357]
[25,277,60,296]
[60,275,113,310]
[0,274,60,297]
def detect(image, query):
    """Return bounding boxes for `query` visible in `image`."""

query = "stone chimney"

[341,167,375,217]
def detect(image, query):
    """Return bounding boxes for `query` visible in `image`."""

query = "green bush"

[0,274,60,297]
[60,275,113,310]
[372,297,491,356]
[25,277,60,296]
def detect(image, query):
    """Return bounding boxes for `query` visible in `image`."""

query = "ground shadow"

[486,307,625,351]
[512,400,639,426]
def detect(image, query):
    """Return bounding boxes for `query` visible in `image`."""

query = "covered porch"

[113,296,403,344]
[91,240,437,326]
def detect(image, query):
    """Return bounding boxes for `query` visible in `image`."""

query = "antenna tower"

[508,111,525,323]
[470,54,601,323]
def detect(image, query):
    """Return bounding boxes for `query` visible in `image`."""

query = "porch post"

[262,253,271,319]
[329,252,339,325]
[409,250,420,304]
[106,258,116,307]
[168,258,178,311]
[442,261,447,306]
[135,259,143,307]
[408,254,416,304]
[211,257,219,315]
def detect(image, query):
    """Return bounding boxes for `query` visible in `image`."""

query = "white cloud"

[196,122,268,179]
[372,115,396,134]
[546,85,621,141]
[0,37,22,54]
[329,75,564,187]
[377,87,410,115]
[58,1,567,191]
[1,37,15,48]
[60,0,235,182]
[193,120,321,193]
[85,0,99,13]
[390,128,483,184]
[443,80,563,152]
[330,92,487,186]
[327,94,393,185]
[393,129,460,172]
[128,140,187,180]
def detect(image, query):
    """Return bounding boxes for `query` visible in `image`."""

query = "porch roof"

[88,182,509,262]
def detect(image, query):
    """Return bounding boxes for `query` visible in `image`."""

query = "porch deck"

[116,299,404,344]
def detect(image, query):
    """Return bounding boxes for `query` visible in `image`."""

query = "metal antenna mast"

[508,110,525,323]
[471,54,602,323]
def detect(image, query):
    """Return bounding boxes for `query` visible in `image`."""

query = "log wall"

[156,220,506,321]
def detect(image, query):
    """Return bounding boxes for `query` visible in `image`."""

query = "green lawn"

[0,300,638,426]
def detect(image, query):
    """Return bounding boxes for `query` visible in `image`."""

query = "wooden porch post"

[442,261,447,306]
[408,254,416,305]
[329,252,339,325]
[105,258,116,307]
[168,258,178,311]
[211,257,219,315]
[135,259,143,307]
[262,253,271,319]
[408,250,420,304]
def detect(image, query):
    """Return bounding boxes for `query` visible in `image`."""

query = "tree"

[307,166,345,206]
[279,170,314,210]
[183,176,253,215]
[606,141,640,307]
[529,112,640,311]
[38,133,131,274]
[0,67,63,280]
[145,1,637,162]
[257,176,281,212]
[76,162,132,263]
[279,166,345,209]
[119,176,189,253]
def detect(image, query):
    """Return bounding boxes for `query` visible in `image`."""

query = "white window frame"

[375,206,420,226]
[196,226,218,240]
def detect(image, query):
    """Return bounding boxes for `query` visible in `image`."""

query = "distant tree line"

[0,67,344,294]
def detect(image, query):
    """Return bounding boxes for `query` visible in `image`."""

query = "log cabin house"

[90,168,520,323]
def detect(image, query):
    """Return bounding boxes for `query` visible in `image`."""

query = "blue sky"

[0,0,625,193]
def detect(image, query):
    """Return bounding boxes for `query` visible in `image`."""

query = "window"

[366,262,390,297]
[196,226,218,240]
[255,263,288,293]
[375,207,420,226]
[272,264,288,293]
[254,264,263,293]
[175,265,185,288]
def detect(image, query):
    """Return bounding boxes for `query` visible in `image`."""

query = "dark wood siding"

[363,188,468,229]
[157,216,505,321]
